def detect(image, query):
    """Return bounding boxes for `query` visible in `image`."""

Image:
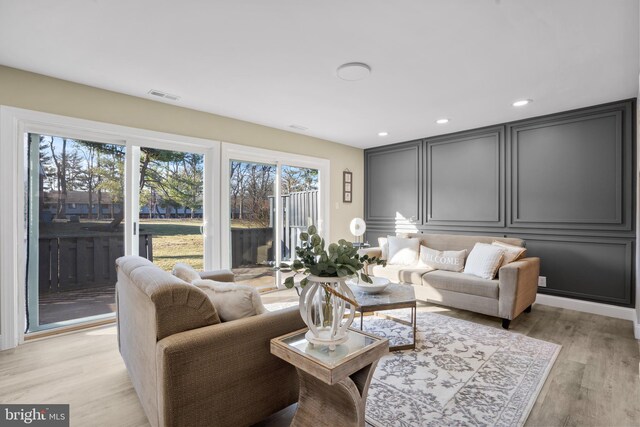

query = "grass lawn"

[139,219,204,271]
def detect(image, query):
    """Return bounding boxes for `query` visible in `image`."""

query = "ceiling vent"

[148,89,181,101]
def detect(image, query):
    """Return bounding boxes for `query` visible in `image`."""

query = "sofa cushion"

[464,243,505,280]
[492,241,527,267]
[378,237,389,260]
[193,279,266,322]
[372,264,434,285]
[422,270,499,299]
[418,246,467,272]
[387,236,420,265]
[172,262,201,283]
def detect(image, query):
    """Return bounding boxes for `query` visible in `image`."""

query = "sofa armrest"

[498,257,540,320]
[199,269,235,282]
[156,306,305,427]
[358,247,382,259]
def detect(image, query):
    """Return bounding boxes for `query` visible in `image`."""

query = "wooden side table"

[271,328,388,427]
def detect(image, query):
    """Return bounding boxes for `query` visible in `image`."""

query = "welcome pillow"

[387,236,420,265]
[463,243,505,280]
[418,246,466,272]
[192,279,266,322]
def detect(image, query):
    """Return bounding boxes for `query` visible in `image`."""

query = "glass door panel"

[138,148,205,271]
[281,165,319,261]
[229,160,277,291]
[26,133,126,331]
[280,165,319,286]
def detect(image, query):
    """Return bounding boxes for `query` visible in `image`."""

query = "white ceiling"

[0,0,638,149]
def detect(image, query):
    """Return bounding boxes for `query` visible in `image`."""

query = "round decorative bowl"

[347,277,390,294]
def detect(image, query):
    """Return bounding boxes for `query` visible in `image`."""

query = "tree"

[164,153,203,218]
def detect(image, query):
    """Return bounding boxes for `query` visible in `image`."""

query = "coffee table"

[271,328,388,427]
[349,282,417,351]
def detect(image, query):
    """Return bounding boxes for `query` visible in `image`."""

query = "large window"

[0,107,328,347]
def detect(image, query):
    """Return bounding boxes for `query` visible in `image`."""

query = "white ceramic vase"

[299,275,356,351]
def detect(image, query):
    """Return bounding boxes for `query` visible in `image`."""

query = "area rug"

[362,311,560,427]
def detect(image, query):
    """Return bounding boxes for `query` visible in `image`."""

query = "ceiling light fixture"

[435,118,449,124]
[337,62,371,81]
[512,99,532,107]
[378,131,388,137]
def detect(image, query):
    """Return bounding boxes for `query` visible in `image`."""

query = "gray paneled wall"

[364,99,635,307]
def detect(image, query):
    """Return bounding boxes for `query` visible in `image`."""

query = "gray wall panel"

[510,111,628,229]
[427,127,504,226]
[365,140,422,224]
[523,237,633,305]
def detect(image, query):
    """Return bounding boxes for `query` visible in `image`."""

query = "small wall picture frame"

[343,170,353,203]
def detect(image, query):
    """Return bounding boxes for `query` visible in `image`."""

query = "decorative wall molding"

[365,140,423,224]
[522,235,633,306]
[508,104,633,231]
[425,126,504,227]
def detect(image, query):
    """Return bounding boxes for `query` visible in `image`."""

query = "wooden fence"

[230,228,273,268]
[38,233,153,293]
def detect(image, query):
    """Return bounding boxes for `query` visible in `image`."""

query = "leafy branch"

[281,225,386,289]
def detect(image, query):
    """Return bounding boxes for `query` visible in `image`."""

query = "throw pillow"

[418,246,467,272]
[378,237,389,260]
[387,236,420,265]
[172,262,201,283]
[192,279,266,322]
[463,243,505,280]
[492,241,527,267]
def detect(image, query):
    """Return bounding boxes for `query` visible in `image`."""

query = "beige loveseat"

[115,256,305,427]
[361,233,540,329]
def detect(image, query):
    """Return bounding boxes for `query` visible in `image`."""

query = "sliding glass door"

[25,133,126,330]
[225,156,321,291]
[25,134,213,333]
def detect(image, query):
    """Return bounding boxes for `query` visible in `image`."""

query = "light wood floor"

[1,292,639,427]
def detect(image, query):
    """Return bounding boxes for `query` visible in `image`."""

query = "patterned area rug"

[362,311,560,427]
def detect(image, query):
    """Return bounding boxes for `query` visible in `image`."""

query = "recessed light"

[378,132,388,137]
[337,62,371,81]
[513,99,532,107]
[435,118,449,124]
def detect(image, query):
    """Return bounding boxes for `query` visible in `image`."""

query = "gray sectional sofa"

[360,233,540,329]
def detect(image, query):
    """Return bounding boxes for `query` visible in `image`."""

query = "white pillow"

[492,241,527,267]
[378,237,389,260]
[172,262,201,283]
[463,243,505,280]
[387,236,420,266]
[192,279,266,322]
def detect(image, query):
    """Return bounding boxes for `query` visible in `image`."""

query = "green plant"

[282,225,386,289]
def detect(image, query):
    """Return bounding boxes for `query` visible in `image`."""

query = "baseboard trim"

[535,294,636,322]
[634,319,640,340]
